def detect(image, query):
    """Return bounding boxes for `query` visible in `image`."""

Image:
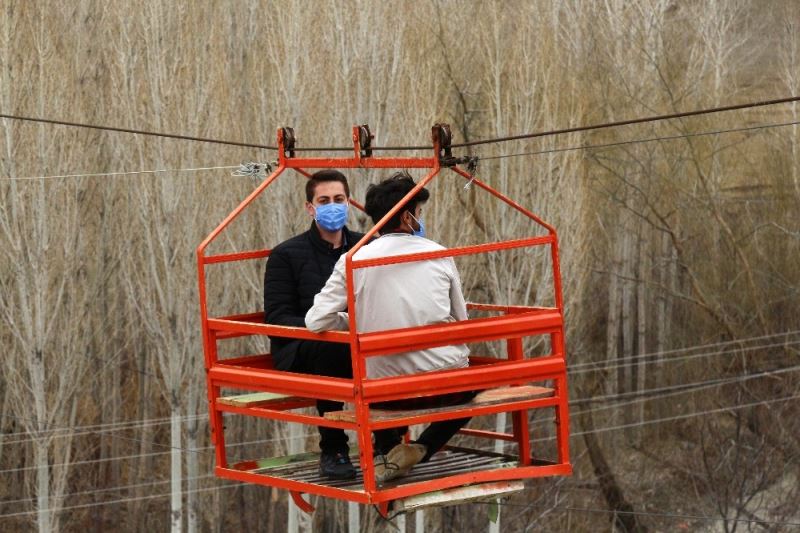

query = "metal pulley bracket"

[432,123,453,164]
[357,124,374,157]
[281,127,296,158]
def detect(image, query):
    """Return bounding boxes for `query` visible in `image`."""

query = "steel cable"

[3,95,798,153]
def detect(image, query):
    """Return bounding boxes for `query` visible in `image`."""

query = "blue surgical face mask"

[408,212,426,238]
[314,202,349,232]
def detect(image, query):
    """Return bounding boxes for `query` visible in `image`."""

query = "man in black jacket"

[263,169,363,479]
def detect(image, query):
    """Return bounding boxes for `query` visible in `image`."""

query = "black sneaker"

[319,450,356,479]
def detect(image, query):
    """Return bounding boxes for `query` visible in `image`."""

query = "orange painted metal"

[196,124,572,511]
[291,492,316,514]
[203,249,270,264]
[357,309,563,357]
[352,235,554,269]
[365,397,560,431]
[457,428,518,442]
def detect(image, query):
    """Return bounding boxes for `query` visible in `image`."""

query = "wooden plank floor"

[325,385,553,423]
[231,446,519,490]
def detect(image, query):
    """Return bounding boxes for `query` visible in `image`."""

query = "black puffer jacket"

[264,222,365,370]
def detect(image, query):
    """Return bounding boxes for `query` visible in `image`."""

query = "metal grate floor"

[232,446,519,491]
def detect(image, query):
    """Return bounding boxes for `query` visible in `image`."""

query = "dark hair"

[365,172,430,232]
[305,170,350,202]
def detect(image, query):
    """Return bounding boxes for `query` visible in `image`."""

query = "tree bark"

[581,413,648,533]
[169,397,183,533]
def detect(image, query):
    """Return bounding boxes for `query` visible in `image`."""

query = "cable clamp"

[463,156,479,189]
[232,161,274,179]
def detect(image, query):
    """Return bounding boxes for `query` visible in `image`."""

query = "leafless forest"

[1,1,799,532]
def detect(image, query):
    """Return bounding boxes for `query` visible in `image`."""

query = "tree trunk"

[581,414,647,533]
[606,236,622,397]
[186,382,201,533]
[170,397,183,533]
[131,348,154,531]
[487,411,507,533]
[34,439,52,533]
[621,227,635,441]
[347,502,360,533]
[635,231,647,444]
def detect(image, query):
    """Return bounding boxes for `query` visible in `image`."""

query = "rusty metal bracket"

[432,123,453,164]
[281,127,296,158]
[358,124,374,158]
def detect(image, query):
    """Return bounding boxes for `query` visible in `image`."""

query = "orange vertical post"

[507,337,532,465]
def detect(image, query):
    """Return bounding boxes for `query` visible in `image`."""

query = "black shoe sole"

[319,468,357,480]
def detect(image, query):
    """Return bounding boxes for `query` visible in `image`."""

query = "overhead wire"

[0,412,207,439]
[5,357,794,474]
[3,357,796,476]
[449,95,800,149]
[3,328,792,437]
[556,393,800,440]
[558,506,800,528]
[2,331,797,463]
[0,422,798,525]
[569,329,800,371]
[471,500,800,528]
[572,339,800,377]
[0,99,796,188]
[0,412,212,456]
[2,95,799,153]
[571,362,800,411]
[4,359,796,475]
[0,472,216,507]
[2,165,240,181]
[0,433,317,475]
[2,390,797,515]
[479,120,800,161]
[0,113,277,150]
[0,481,240,519]
[0,414,207,444]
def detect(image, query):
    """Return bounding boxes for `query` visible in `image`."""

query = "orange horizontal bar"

[218,403,356,430]
[217,312,267,322]
[282,157,436,169]
[215,353,273,367]
[467,355,505,366]
[216,467,371,503]
[467,303,555,314]
[208,318,350,343]
[358,310,563,357]
[458,428,517,442]
[219,462,571,505]
[367,397,561,430]
[204,249,270,264]
[362,357,566,402]
[213,312,267,340]
[209,366,355,401]
[370,462,573,503]
[219,398,315,412]
[352,235,554,269]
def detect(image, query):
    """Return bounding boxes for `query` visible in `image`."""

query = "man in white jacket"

[306,172,475,482]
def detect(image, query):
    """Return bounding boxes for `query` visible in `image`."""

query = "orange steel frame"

[196,125,572,513]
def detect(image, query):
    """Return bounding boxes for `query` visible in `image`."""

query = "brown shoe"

[374,443,427,483]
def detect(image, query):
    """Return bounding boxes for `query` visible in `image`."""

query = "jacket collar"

[308,221,350,251]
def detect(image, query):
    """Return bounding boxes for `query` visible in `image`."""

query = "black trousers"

[290,341,475,460]
[372,390,477,462]
[289,339,352,454]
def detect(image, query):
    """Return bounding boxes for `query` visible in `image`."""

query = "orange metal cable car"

[196,124,571,517]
